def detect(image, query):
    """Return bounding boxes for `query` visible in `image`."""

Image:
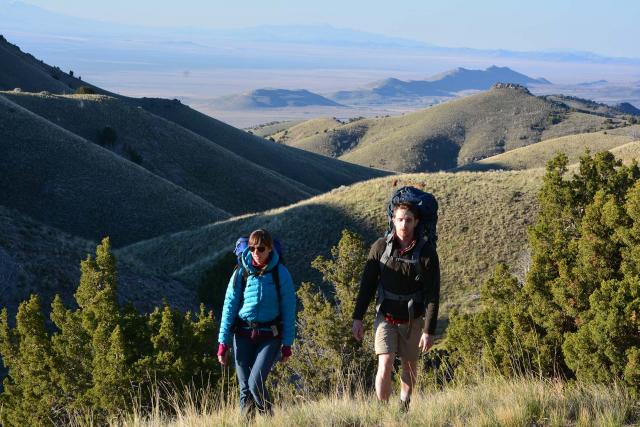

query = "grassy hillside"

[0,94,227,246]
[0,35,106,95]
[461,126,640,171]
[270,117,343,144]
[134,97,389,192]
[119,170,544,318]
[4,91,318,215]
[249,120,304,137]
[0,205,197,320]
[265,85,626,172]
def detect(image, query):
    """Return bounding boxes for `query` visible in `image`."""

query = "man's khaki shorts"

[374,313,424,360]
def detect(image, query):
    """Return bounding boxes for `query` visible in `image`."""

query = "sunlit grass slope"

[269,86,624,172]
[120,170,544,316]
[461,126,640,171]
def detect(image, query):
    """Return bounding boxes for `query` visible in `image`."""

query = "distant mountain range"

[208,66,551,109]
[211,89,345,109]
[330,65,551,105]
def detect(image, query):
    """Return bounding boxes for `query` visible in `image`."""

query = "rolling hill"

[0,205,197,319]
[330,66,550,104]
[0,93,228,246]
[132,97,389,191]
[3,91,318,215]
[118,134,640,321]
[0,34,388,197]
[0,34,107,95]
[211,89,344,109]
[460,126,640,171]
[267,84,626,172]
[119,170,544,318]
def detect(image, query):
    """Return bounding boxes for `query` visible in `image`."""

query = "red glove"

[217,343,229,357]
[281,345,292,358]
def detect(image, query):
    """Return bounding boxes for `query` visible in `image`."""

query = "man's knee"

[377,353,395,378]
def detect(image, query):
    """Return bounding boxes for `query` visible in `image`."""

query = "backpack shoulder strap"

[272,262,282,319]
[236,265,249,308]
[412,238,428,282]
[376,233,395,313]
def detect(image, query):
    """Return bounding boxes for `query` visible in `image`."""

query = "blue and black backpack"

[376,185,439,315]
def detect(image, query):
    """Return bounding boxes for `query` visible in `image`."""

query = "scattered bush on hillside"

[446,151,640,395]
[124,144,143,165]
[75,86,96,95]
[0,238,218,426]
[96,126,118,147]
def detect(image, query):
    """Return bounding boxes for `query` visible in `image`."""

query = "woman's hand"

[281,345,292,363]
[217,343,230,366]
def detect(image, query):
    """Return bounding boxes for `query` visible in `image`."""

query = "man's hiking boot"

[399,398,410,414]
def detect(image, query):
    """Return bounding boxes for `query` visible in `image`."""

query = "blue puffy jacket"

[218,248,297,346]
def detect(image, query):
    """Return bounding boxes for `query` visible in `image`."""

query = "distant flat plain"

[85,68,639,128]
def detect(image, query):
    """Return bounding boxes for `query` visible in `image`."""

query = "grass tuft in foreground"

[77,376,639,427]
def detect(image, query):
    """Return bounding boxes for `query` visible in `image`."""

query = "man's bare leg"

[376,353,395,402]
[400,358,418,401]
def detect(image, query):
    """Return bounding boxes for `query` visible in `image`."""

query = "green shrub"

[0,238,218,425]
[75,86,96,95]
[96,126,117,147]
[446,151,640,394]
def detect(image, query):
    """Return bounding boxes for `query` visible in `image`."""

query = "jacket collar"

[241,247,280,274]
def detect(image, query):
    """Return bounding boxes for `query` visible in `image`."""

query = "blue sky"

[19,0,640,57]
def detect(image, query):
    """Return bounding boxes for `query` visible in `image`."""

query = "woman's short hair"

[248,229,274,249]
[393,202,420,219]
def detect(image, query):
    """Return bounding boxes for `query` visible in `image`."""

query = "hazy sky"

[20,0,640,58]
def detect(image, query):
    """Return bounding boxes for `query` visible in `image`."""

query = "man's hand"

[418,333,434,352]
[352,319,364,341]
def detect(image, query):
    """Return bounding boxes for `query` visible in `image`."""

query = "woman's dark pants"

[233,333,281,416]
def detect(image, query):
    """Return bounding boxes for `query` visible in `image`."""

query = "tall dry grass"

[71,371,639,427]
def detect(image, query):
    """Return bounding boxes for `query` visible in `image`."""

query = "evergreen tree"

[290,229,377,395]
[446,151,640,393]
[0,296,58,426]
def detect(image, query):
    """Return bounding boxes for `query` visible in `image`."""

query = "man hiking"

[352,186,440,412]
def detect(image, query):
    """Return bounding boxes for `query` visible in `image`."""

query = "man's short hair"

[393,202,420,219]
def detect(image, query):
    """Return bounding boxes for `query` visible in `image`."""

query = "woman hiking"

[217,228,296,417]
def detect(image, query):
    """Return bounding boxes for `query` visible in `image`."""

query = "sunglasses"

[249,245,266,253]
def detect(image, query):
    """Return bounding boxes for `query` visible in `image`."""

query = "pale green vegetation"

[70,377,639,426]
[247,120,304,138]
[261,86,626,172]
[270,117,343,144]
[462,126,640,171]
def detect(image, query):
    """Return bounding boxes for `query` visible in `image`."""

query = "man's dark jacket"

[352,237,440,334]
